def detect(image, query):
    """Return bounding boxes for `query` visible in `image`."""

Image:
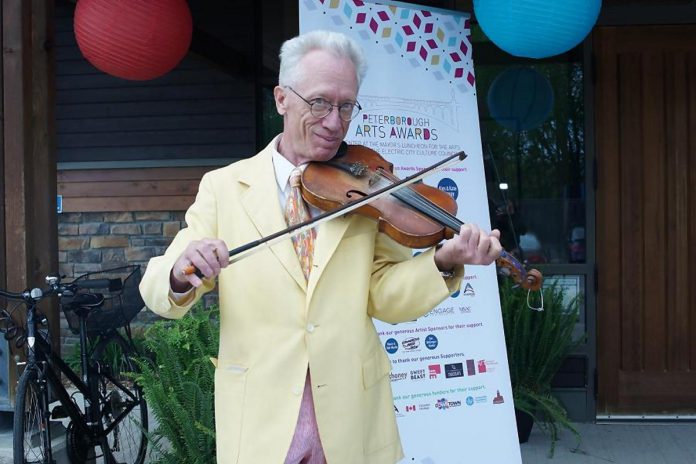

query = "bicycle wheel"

[91,333,148,464]
[13,367,51,464]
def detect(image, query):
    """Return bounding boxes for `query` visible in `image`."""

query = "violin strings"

[378,170,458,228]
[375,170,463,232]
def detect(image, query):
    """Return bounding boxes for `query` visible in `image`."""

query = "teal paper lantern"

[487,67,553,131]
[474,0,602,58]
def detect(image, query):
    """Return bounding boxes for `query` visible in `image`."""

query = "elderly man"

[140,30,501,464]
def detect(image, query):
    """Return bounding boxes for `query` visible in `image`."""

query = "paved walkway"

[3,415,696,463]
[521,421,696,463]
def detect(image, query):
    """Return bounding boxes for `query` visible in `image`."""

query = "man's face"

[274,49,359,166]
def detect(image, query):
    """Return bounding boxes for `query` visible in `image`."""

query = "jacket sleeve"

[367,233,464,324]
[139,172,219,319]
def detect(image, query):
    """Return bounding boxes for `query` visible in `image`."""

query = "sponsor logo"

[437,178,459,200]
[481,359,498,373]
[389,372,408,382]
[410,369,426,380]
[425,334,438,350]
[475,395,488,404]
[466,359,476,376]
[459,306,472,314]
[405,405,416,412]
[445,362,464,378]
[435,397,462,409]
[385,338,398,354]
[423,306,455,318]
[418,403,431,411]
[428,364,441,379]
[493,390,505,404]
[402,337,420,351]
[462,283,475,296]
[466,396,474,406]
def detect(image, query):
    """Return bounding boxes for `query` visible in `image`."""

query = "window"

[473,27,586,264]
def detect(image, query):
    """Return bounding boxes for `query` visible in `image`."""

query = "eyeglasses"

[286,86,362,122]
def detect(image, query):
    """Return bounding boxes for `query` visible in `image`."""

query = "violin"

[301,143,542,292]
[182,143,542,294]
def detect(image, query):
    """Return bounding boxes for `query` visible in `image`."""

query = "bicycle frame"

[14,291,141,464]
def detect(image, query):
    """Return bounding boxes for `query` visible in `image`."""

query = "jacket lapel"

[238,147,307,291]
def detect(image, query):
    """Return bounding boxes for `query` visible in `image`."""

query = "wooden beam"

[32,0,59,349]
[2,0,56,402]
[0,7,5,294]
[3,0,33,292]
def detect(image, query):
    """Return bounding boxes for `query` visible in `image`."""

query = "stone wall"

[57,211,186,348]
[58,212,185,276]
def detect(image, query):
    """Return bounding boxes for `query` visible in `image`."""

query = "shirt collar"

[272,134,308,192]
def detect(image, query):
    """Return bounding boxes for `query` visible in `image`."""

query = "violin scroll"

[495,250,543,291]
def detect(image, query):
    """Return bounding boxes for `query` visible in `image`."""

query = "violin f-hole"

[346,189,368,200]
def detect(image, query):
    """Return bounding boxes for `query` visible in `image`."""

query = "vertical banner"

[300,1,522,463]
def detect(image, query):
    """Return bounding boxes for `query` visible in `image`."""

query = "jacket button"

[292,387,302,396]
[306,323,315,333]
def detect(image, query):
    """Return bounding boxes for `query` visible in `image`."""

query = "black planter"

[515,408,534,443]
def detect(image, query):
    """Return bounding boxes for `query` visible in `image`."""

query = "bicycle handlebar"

[0,276,123,303]
[0,288,29,301]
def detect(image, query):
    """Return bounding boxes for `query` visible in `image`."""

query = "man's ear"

[273,86,287,116]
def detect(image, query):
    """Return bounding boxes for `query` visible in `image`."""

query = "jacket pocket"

[214,361,248,463]
[362,350,392,389]
[361,350,400,454]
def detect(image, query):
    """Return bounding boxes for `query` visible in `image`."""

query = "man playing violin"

[140,30,501,464]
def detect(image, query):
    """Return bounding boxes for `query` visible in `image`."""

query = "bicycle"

[1,265,148,464]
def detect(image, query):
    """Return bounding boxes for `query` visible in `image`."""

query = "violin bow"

[182,150,467,276]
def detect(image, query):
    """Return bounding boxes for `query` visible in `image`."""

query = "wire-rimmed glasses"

[286,86,361,122]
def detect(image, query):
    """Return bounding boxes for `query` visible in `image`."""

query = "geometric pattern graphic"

[303,0,474,93]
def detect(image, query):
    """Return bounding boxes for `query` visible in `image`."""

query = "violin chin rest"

[335,141,349,158]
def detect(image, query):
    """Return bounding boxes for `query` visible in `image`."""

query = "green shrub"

[133,304,220,463]
[499,278,583,456]
[64,329,146,377]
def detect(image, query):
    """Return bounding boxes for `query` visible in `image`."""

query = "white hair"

[278,30,367,88]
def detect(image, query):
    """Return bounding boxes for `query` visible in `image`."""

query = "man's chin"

[313,144,342,161]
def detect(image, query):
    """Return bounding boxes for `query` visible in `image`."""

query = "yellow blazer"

[139,140,463,464]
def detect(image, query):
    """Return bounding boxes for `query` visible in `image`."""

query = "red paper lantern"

[74,0,193,81]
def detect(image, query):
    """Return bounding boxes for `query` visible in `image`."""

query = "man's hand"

[434,224,502,271]
[170,238,229,291]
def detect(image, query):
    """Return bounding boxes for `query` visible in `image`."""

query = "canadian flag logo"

[406,405,416,412]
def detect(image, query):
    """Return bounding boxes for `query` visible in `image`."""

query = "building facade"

[1,0,695,421]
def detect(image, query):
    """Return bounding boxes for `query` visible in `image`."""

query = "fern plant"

[499,278,583,457]
[65,330,146,376]
[133,304,220,463]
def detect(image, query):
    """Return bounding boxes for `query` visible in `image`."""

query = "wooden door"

[595,25,696,414]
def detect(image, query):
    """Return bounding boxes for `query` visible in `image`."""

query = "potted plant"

[498,278,583,457]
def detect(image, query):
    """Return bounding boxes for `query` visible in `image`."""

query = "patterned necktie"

[285,168,316,281]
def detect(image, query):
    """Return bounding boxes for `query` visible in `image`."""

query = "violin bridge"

[346,162,369,177]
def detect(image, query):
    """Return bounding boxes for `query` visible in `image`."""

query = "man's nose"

[322,107,344,130]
